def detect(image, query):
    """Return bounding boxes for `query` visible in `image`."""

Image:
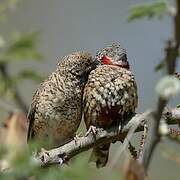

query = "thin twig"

[142,99,167,170]
[167,128,180,144]
[128,142,138,159]
[108,115,142,169]
[0,64,28,113]
[137,123,148,162]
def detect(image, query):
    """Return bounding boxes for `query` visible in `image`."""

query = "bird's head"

[60,52,98,81]
[95,43,129,69]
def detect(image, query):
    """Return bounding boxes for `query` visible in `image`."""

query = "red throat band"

[102,56,112,65]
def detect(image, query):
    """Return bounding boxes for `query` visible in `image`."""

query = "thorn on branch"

[167,128,180,144]
[128,142,137,159]
[138,123,148,162]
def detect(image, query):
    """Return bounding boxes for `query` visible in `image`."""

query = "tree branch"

[141,0,180,171]
[34,107,180,167]
[0,63,28,113]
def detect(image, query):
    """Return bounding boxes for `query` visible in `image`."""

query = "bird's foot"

[169,128,180,137]
[39,148,50,164]
[85,125,97,137]
[73,133,82,145]
[57,153,69,165]
[39,148,69,166]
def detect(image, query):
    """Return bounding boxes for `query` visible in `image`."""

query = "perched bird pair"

[27,43,138,168]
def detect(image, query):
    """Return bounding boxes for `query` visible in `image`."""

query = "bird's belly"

[84,73,137,129]
[90,98,136,128]
[33,104,81,148]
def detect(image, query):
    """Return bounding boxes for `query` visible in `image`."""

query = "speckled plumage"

[83,44,138,167]
[27,52,97,148]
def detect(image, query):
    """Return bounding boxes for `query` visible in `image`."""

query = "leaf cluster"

[128,1,168,21]
[0,32,44,99]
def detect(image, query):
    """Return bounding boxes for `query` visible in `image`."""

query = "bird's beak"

[118,53,127,62]
[84,58,99,75]
[111,54,130,69]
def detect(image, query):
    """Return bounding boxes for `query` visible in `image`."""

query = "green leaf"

[0,0,20,21]
[17,69,44,82]
[0,35,5,48]
[175,72,180,80]
[176,104,180,108]
[155,61,165,71]
[0,73,9,95]
[0,144,7,159]
[10,32,39,50]
[0,78,6,95]
[7,0,19,9]
[128,1,167,22]
[3,32,43,62]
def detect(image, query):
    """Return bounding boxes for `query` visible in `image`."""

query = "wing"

[27,87,41,142]
[27,74,66,142]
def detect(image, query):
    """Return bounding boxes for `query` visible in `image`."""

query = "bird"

[83,43,138,168]
[27,51,98,149]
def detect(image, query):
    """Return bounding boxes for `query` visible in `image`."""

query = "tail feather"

[89,143,110,168]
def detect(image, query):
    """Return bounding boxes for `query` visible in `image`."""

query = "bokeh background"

[0,0,179,179]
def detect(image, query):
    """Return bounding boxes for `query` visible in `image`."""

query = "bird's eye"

[96,53,102,61]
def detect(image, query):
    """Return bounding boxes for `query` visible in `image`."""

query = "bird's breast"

[83,66,138,128]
